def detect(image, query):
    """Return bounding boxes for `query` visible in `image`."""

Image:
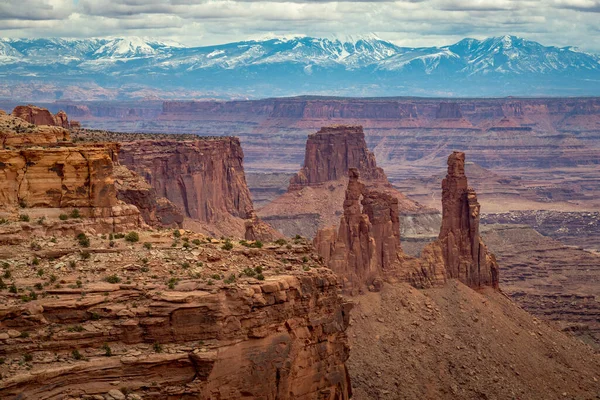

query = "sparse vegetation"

[143,242,152,249]
[59,213,68,220]
[153,342,163,353]
[257,273,265,281]
[77,233,90,248]
[102,343,112,357]
[124,231,139,243]
[173,229,181,238]
[224,273,236,284]
[104,274,121,284]
[274,238,287,246]
[221,240,233,251]
[19,214,30,222]
[70,209,81,219]
[72,349,84,360]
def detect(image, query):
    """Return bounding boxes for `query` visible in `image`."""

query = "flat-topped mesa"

[439,151,499,288]
[314,168,401,294]
[11,105,72,129]
[119,137,254,223]
[288,125,387,190]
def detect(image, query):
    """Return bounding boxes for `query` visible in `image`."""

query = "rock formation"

[113,165,184,228]
[314,152,499,293]
[0,231,351,399]
[288,125,387,190]
[119,138,254,223]
[0,108,143,233]
[11,105,73,129]
[259,125,438,239]
[438,152,499,288]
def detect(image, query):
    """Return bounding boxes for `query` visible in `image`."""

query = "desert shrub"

[221,240,233,251]
[143,242,152,250]
[72,349,83,360]
[243,267,256,277]
[211,274,221,280]
[257,273,265,281]
[153,342,163,353]
[124,231,139,243]
[59,214,68,220]
[19,214,30,222]
[23,354,33,362]
[192,239,201,245]
[104,274,120,284]
[0,218,8,224]
[224,274,236,284]
[70,209,81,219]
[274,238,287,246]
[102,343,112,357]
[80,251,91,260]
[255,266,263,274]
[173,230,181,238]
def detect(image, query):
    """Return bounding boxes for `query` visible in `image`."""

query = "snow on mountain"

[0,35,598,96]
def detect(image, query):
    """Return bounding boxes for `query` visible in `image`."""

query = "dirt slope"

[347,281,600,399]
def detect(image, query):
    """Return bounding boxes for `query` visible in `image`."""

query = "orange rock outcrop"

[314,152,499,293]
[288,125,387,190]
[11,104,74,129]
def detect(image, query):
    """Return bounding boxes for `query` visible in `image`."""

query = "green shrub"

[0,218,8,224]
[9,283,17,293]
[255,266,263,274]
[224,274,236,284]
[274,238,287,246]
[143,242,152,250]
[32,257,40,266]
[19,214,30,222]
[153,342,163,353]
[49,274,57,283]
[59,214,68,221]
[0,278,6,290]
[70,209,81,219]
[102,343,112,357]
[80,251,91,260]
[124,232,139,243]
[3,269,11,279]
[211,274,221,280]
[192,239,201,245]
[34,282,43,290]
[77,233,90,248]
[72,349,83,360]
[221,240,233,251]
[243,267,256,277]
[23,354,33,362]
[173,230,181,238]
[257,273,265,281]
[104,274,120,284]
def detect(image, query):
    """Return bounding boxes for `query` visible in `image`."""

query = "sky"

[0,0,599,51]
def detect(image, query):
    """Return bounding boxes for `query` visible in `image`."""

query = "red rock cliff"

[314,169,401,293]
[289,125,387,190]
[438,151,499,288]
[11,105,72,128]
[314,152,499,293]
[119,138,254,223]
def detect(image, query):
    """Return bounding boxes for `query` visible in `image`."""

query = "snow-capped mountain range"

[1,35,599,98]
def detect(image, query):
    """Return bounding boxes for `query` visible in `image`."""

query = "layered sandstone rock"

[119,138,253,223]
[113,165,184,228]
[11,105,72,129]
[314,152,499,293]
[259,125,437,239]
[288,126,386,190]
[438,152,499,288]
[0,232,351,400]
[0,147,117,210]
[1,110,70,148]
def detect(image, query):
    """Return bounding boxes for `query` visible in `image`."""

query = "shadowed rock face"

[314,152,499,293]
[288,125,387,190]
[439,152,499,288]
[119,138,254,223]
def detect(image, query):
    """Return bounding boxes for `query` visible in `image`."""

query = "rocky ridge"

[314,152,498,293]
[258,125,439,239]
[0,230,351,399]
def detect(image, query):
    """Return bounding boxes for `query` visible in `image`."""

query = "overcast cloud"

[0,0,598,51]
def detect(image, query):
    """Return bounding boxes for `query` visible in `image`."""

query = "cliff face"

[288,126,387,190]
[0,232,351,400]
[439,152,499,288]
[119,138,254,223]
[0,107,143,233]
[0,147,117,209]
[314,152,499,293]
[315,169,402,293]
[113,165,184,228]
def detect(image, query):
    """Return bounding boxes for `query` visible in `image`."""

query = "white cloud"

[0,0,598,51]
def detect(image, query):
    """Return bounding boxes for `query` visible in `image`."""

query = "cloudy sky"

[1,0,599,51]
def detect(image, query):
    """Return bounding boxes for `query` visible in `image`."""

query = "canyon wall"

[119,138,254,223]
[11,105,76,129]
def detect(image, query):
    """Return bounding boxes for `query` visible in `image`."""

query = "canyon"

[0,104,599,399]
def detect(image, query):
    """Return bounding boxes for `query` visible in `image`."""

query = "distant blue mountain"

[1,35,599,99]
